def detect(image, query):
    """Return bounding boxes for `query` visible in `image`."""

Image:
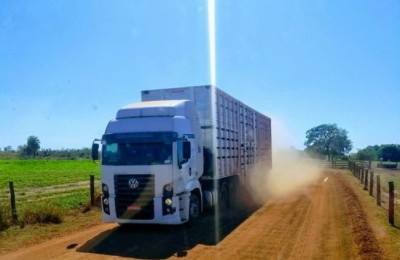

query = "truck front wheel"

[189,192,201,221]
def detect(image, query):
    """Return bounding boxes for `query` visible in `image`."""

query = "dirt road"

[0,171,385,259]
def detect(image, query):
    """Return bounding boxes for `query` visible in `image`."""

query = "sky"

[0,0,399,152]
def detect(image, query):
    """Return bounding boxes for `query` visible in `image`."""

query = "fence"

[311,159,349,169]
[1,175,99,222]
[348,161,397,226]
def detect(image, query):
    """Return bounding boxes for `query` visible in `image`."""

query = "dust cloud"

[249,149,322,205]
[267,149,322,198]
[249,117,323,204]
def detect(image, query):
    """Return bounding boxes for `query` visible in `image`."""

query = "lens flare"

[208,0,216,86]
[207,0,221,243]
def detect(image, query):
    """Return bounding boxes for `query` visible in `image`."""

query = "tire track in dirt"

[186,172,380,260]
[313,174,358,259]
[186,182,320,259]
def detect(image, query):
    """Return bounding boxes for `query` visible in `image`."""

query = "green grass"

[19,188,94,210]
[0,159,100,188]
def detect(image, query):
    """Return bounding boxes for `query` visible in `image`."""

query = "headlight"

[103,198,109,205]
[165,198,173,206]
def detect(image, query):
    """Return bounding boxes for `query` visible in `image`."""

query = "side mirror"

[183,141,191,160]
[92,143,100,161]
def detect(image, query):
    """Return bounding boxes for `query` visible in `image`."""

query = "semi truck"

[92,85,272,225]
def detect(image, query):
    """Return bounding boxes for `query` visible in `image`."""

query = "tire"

[189,192,201,222]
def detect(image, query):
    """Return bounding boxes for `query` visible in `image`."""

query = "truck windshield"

[101,132,175,166]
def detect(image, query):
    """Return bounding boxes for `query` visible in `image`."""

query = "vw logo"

[128,178,139,189]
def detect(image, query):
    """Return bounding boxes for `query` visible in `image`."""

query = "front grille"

[114,174,155,220]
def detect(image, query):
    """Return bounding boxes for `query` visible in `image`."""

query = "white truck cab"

[95,100,203,224]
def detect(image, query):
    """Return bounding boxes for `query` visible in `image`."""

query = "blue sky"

[0,0,399,152]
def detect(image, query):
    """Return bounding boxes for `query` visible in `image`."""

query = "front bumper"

[102,195,185,225]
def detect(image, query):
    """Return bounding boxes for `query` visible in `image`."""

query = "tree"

[356,146,378,161]
[18,144,28,158]
[380,144,400,162]
[304,124,352,161]
[355,146,378,161]
[3,145,12,152]
[27,136,40,158]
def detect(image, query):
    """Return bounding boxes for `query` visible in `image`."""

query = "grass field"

[0,159,101,225]
[0,159,100,188]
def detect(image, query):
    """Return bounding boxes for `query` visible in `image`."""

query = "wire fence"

[348,161,399,226]
[0,175,101,223]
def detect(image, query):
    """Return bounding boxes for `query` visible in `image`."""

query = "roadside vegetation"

[353,144,400,164]
[0,204,11,231]
[0,148,92,160]
[0,159,101,244]
[0,207,102,254]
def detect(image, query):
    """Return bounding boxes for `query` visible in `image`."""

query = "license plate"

[127,205,141,211]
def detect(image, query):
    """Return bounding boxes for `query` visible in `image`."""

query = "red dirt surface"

[0,171,387,259]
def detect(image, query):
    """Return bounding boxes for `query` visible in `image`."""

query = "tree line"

[354,144,400,162]
[1,129,398,162]
[0,136,91,159]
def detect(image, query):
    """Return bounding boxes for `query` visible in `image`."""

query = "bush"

[0,204,11,231]
[22,204,63,224]
[337,155,349,161]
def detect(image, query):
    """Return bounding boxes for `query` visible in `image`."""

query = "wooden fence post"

[364,169,369,190]
[348,161,351,172]
[377,175,381,206]
[356,165,359,178]
[360,167,364,184]
[90,175,95,206]
[9,182,18,222]
[369,171,374,196]
[388,181,394,226]
[354,163,357,177]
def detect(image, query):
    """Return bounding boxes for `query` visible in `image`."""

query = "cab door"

[177,139,196,183]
